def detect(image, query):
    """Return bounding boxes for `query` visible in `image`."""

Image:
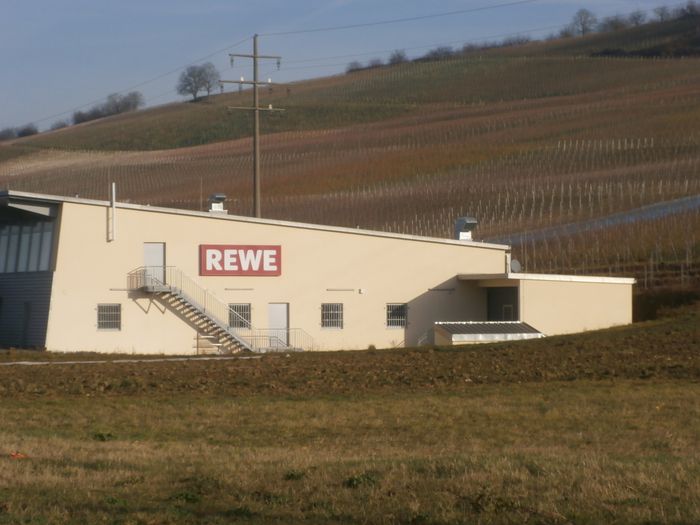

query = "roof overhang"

[0,190,59,218]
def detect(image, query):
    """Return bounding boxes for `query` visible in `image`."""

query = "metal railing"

[127,266,316,352]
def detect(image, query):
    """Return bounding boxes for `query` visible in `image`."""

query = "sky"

[0,0,686,130]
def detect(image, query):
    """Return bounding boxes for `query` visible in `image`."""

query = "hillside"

[1,18,699,288]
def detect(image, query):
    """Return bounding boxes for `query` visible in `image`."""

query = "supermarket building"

[0,190,634,354]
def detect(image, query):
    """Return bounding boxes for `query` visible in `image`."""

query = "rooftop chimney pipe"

[454,217,478,241]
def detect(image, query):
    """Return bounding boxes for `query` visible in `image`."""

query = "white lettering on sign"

[239,249,263,272]
[200,245,281,276]
[206,250,223,271]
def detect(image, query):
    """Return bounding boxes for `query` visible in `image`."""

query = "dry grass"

[0,382,698,524]
[0,302,699,523]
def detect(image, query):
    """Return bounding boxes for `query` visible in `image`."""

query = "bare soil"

[1,302,697,399]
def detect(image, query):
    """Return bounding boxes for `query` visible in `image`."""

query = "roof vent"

[454,217,478,241]
[208,193,227,214]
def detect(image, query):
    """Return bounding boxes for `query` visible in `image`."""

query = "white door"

[143,242,166,286]
[268,303,289,348]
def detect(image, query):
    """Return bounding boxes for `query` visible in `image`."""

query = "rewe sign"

[199,245,281,276]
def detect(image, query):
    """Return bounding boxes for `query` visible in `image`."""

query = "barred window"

[386,303,407,328]
[228,303,251,329]
[97,304,121,330]
[321,303,343,329]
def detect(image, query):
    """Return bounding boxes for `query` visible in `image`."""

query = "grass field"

[0,300,698,524]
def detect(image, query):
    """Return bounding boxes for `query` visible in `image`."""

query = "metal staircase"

[126,266,315,353]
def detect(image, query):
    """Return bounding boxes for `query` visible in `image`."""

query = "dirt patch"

[1,303,697,398]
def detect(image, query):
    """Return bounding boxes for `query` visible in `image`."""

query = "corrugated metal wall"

[0,272,53,348]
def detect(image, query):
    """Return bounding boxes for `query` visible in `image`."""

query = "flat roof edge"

[1,190,510,251]
[458,272,636,284]
[509,272,636,284]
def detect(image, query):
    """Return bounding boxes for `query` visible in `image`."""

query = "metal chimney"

[208,193,228,214]
[454,217,478,241]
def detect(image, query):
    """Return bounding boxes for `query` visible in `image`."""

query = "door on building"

[143,242,166,286]
[268,303,289,348]
[487,287,519,321]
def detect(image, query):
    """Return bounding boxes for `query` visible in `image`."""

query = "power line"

[22,0,690,128]
[260,0,540,37]
[259,1,694,77]
[31,36,253,126]
[265,24,566,72]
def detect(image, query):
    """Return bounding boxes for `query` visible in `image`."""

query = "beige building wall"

[519,277,633,336]
[46,200,508,353]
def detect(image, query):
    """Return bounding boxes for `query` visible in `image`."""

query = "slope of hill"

[1,18,699,288]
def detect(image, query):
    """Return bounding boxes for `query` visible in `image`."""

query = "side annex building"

[0,190,634,354]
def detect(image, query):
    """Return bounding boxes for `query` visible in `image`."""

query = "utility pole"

[221,34,282,218]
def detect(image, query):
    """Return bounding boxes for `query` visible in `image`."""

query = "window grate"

[228,303,251,329]
[386,303,407,327]
[97,304,121,330]
[321,303,343,329]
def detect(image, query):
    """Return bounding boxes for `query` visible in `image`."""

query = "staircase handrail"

[127,266,316,352]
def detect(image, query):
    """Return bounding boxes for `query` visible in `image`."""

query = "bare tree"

[368,58,383,68]
[177,65,205,101]
[654,6,671,21]
[0,127,17,141]
[346,61,363,73]
[72,91,143,125]
[200,62,220,97]
[388,49,408,65]
[50,120,69,131]
[177,63,221,100]
[16,124,38,137]
[675,1,700,17]
[501,35,532,47]
[572,8,597,35]
[628,10,647,26]
[557,25,576,39]
[598,15,628,32]
[421,46,454,61]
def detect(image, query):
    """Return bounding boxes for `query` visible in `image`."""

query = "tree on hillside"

[598,15,629,32]
[200,62,221,98]
[675,1,700,17]
[421,46,454,61]
[72,91,144,125]
[389,49,408,65]
[654,6,671,21]
[103,92,144,115]
[0,127,17,141]
[556,25,576,39]
[346,61,363,73]
[50,120,69,131]
[177,63,220,101]
[628,10,647,26]
[572,9,597,35]
[16,124,38,137]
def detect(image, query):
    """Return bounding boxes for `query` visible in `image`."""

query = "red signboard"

[199,245,282,276]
